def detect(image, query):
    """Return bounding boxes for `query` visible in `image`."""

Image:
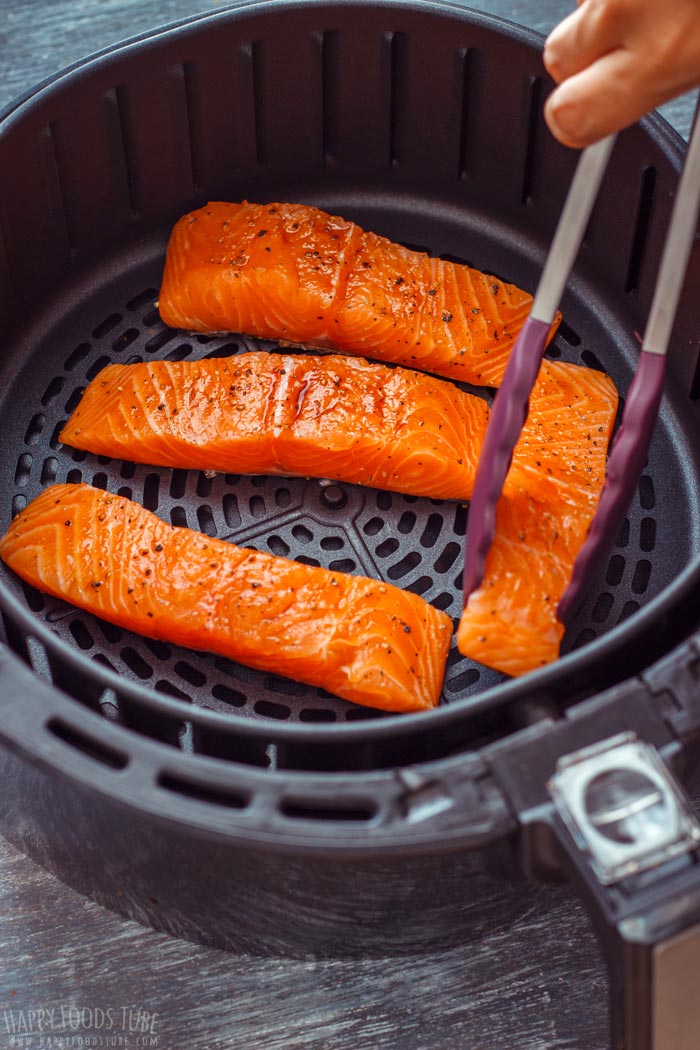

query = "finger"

[544,0,624,85]
[544,47,683,148]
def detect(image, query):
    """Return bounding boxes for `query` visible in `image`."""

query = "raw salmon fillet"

[158,201,561,386]
[60,352,489,501]
[0,484,452,712]
[458,361,619,676]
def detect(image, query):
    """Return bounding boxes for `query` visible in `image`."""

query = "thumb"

[545,48,660,147]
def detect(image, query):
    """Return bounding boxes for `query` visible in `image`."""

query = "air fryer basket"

[3,2,700,1048]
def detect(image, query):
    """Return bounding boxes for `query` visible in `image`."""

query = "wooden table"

[0,3,695,1049]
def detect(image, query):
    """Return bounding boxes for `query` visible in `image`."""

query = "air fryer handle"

[549,803,700,1050]
[488,683,700,1050]
[611,886,700,1050]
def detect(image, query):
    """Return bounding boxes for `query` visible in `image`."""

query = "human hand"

[543,0,700,148]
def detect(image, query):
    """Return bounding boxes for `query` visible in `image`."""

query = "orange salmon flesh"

[58,355,618,680]
[2,194,619,693]
[458,360,619,675]
[60,352,490,502]
[158,201,561,386]
[0,484,453,713]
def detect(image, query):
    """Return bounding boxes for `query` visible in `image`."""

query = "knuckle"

[543,41,564,82]
[586,0,629,33]
[546,93,590,148]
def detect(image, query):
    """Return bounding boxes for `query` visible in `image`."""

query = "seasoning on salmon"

[59,351,490,501]
[158,201,561,387]
[60,352,491,499]
[457,360,619,676]
[0,484,452,712]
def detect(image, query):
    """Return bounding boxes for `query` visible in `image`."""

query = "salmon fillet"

[60,352,489,501]
[458,360,619,676]
[0,484,452,712]
[158,201,561,386]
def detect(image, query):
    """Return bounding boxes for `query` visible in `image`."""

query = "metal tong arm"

[531,134,618,325]
[559,96,700,623]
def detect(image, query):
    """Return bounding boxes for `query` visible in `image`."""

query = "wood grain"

[0,2,696,1049]
[0,834,608,1049]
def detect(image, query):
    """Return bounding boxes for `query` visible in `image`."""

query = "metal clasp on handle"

[549,733,700,885]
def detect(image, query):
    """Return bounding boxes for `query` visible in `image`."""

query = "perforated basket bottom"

[0,208,695,726]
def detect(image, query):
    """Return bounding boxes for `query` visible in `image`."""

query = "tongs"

[463,98,700,624]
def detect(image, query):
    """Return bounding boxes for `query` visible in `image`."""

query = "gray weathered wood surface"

[0,2,695,1049]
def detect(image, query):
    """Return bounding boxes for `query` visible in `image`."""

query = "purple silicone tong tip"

[463,134,617,606]
[462,316,552,603]
[557,352,666,624]
[560,95,700,622]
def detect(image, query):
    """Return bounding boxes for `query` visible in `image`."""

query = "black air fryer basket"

[2,2,700,1047]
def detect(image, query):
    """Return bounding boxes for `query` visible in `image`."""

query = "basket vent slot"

[453,505,467,537]
[92,313,122,340]
[616,518,631,548]
[121,646,153,680]
[126,288,157,311]
[299,708,337,723]
[195,472,212,499]
[180,62,199,189]
[204,341,239,360]
[319,30,339,164]
[170,506,187,527]
[580,349,605,372]
[39,456,58,484]
[520,76,542,204]
[112,327,139,354]
[14,453,32,487]
[254,699,291,720]
[385,30,407,167]
[606,555,626,587]
[41,376,66,406]
[457,47,473,179]
[420,513,443,548]
[405,575,431,596]
[445,667,481,694]
[41,124,75,256]
[280,797,376,822]
[619,599,641,622]
[24,412,46,445]
[69,619,94,651]
[211,683,246,707]
[626,166,657,294]
[86,356,112,382]
[155,679,190,701]
[11,494,26,518]
[387,551,421,579]
[158,772,249,810]
[249,41,266,166]
[640,517,657,553]
[145,329,176,353]
[639,475,656,510]
[592,591,614,624]
[47,718,128,770]
[143,472,160,512]
[631,559,652,595]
